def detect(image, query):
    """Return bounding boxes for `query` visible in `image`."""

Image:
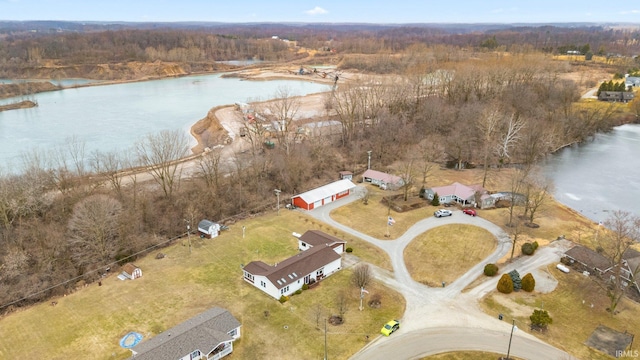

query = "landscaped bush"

[346,247,353,253]
[508,270,522,291]
[530,309,553,331]
[295,289,302,295]
[497,274,514,294]
[301,283,309,290]
[279,295,289,303]
[532,241,539,250]
[522,273,536,292]
[431,192,440,206]
[521,242,535,256]
[484,263,499,276]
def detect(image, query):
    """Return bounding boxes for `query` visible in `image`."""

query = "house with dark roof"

[291,179,356,211]
[564,245,640,292]
[128,307,241,360]
[361,169,404,190]
[598,91,635,103]
[243,231,345,299]
[296,230,346,254]
[198,219,221,239]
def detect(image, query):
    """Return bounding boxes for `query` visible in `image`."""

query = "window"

[316,268,324,276]
[244,272,254,282]
[190,350,201,360]
[280,286,289,294]
[260,281,266,287]
[228,328,238,337]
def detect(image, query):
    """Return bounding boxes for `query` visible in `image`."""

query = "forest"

[1,23,640,313]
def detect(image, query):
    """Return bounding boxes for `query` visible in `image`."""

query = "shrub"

[345,247,353,253]
[497,274,514,294]
[301,283,309,290]
[431,192,440,206]
[532,241,539,250]
[295,289,302,295]
[522,273,536,292]
[484,263,499,276]
[530,309,553,330]
[521,242,535,256]
[279,295,289,303]
[508,270,522,291]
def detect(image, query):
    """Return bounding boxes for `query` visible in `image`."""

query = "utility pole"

[506,319,516,360]
[274,189,281,215]
[185,219,192,254]
[367,150,372,170]
[324,318,328,360]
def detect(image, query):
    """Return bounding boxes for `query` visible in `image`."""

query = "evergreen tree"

[508,270,522,291]
[530,309,553,330]
[522,273,536,292]
[431,192,440,206]
[497,273,514,294]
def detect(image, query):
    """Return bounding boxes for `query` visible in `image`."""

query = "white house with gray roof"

[128,307,241,360]
[243,231,344,299]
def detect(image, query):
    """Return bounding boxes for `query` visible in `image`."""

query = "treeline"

[2,24,640,79]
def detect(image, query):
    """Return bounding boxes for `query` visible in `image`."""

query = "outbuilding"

[291,179,356,211]
[121,263,142,280]
[361,169,404,190]
[198,219,221,239]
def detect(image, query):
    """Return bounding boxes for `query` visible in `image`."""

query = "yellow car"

[380,320,400,336]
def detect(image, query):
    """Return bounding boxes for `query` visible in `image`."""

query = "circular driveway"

[307,186,576,359]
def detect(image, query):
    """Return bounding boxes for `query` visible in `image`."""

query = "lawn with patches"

[330,185,438,239]
[404,225,496,286]
[480,265,640,360]
[0,211,402,360]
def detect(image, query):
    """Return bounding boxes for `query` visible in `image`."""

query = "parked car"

[380,320,400,336]
[434,209,453,218]
[462,208,477,216]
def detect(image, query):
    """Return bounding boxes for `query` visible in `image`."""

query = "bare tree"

[90,150,124,196]
[596,211,640,314]
[135,130,189,198]
[522,169,554,226]
[266,86,301,156]
[509,217,524,262]
[197,148,223,190]
[477,107,502,187]
[496,114,525,167]
[398,159,415,201]
[67,194,123,271]
[416,137,443,187]
[351,264,373,289]
[335,290,349,319]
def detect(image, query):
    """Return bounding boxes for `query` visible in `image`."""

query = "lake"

[543,124,640,223]
[0,73,330,170]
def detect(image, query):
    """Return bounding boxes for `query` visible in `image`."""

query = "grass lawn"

[0,210,402,360]
[480,264,640,360]
[404,225,496,286]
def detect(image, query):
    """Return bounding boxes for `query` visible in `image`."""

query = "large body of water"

[543,124,640,223]
[0,73,329,169]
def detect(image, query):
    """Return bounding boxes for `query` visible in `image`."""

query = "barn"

[198,219,221,239]
[121,263,142,280]
[291,179,356,210]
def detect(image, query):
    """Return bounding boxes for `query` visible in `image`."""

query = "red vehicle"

[462,208,477,216]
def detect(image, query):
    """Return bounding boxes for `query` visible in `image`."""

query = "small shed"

[198,219,221,239]
[339,171,353,181]
[122,263,142,280]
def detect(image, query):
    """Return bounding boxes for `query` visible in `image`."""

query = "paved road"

[306,186,577,360]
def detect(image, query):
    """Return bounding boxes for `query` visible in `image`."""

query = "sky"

[0,0,639,24]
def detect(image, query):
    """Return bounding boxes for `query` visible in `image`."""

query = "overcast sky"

[1,0,639,24]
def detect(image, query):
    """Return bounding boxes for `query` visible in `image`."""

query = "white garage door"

[324,196,333,204]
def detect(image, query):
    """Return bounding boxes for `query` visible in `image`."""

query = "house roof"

[244,245,341,289]
[362,169,402,184]
[565,245,611,271]
[429,182,476,200]
[129,307,240,360]
[198,219,217,229]
[299,230,345,247]
[292,179,356,205]
[122,263,140,275]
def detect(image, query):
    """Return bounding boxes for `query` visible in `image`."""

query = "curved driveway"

[307,186,576,360]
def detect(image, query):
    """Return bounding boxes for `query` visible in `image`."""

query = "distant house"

[338,171,353,181]
[121,263,142,280]
[296,230,346,254]
[128,307,241,360]
[361,169,404,190]
[625,76,640,88]
[243,230,345,299]
[198,219,221,239]
[424,182,478,206]
[598,91,635,103]
[564,245,640,292]
[291,179,356,211]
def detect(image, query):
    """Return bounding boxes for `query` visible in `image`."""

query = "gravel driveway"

[306,186,577,359]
